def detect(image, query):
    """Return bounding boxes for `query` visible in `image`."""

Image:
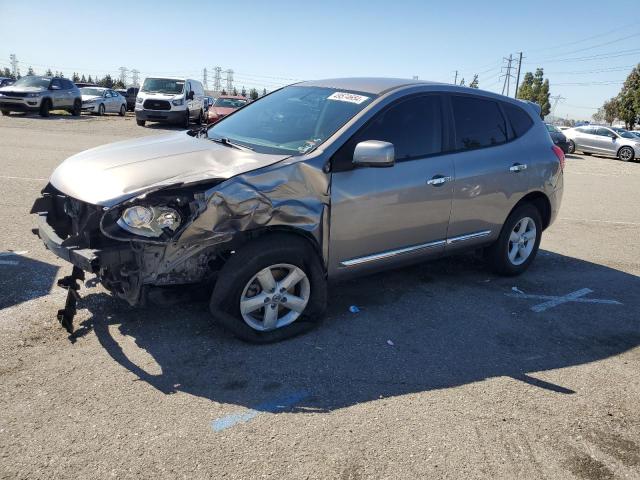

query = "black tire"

[183,109,190,128]
[0,110,9,116]
[209,234,327,343]
[196,109,203,125]
[119,104,126,117]
[71,99,81,116]
[39,99,51,117]
[97,103,105,116]
[567,140,575,154]
[484,204,542,276]
[618,146,635,162]
[582,151,592,156]
[136,119,145,127]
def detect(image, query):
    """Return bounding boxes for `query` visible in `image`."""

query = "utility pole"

[9,54,18,78]
[453,70,458,85]
[131,69,140,87]
[549,94,566,117]
[500,54,515,97]
[213,66,222,93]
[202,68,208,89]
[118,67,128,86]
[225,69,234,93]
[514,52,524,98]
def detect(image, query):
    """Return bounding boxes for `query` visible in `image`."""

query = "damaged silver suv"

[32,78,564,342]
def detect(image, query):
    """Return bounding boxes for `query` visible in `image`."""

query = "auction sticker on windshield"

[327,92,370,104]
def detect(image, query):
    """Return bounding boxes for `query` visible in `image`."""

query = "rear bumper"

[135,109,184,123]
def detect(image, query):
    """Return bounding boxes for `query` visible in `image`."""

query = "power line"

[531,31,640,63]
[500,54,515,97]
[526,21,640,53]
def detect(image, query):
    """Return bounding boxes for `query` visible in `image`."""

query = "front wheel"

[567,140,575,154]
[136,119,145,126]
[618,146,635,162]
[39,99,51,117]
[97,103,105,116]
[72,99,81,116]
[183,109,190,128]
[484,204,542,276]
[196,109,203,125]
[119,104,126,116]
[0,110,9,116]
[210,234,327,343]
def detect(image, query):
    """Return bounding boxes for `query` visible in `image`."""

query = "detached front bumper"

[35,214,99,272]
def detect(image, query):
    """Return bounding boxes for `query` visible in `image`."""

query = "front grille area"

[0,91,29,98]
[143,99,171,111]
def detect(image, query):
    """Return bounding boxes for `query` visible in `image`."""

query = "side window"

[105,90,113,98]
[451,96,508,150]
[596,128,611,137]
[502,102,533,138]
[51,78,62,89]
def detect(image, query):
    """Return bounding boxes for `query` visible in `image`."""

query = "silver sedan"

[80,87,127,116]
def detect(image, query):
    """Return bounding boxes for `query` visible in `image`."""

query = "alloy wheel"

[619,147,633,162]
[240,263,310,331]
[507,217,537,266]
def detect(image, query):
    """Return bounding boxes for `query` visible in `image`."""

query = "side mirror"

[352,140,395,168]
[187,91,194,100]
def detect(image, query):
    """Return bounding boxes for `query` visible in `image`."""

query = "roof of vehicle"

[297,77,443,95]
[217,95,248,100]
[80,86,107,90]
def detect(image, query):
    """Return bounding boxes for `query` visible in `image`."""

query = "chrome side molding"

[340,230,492,267]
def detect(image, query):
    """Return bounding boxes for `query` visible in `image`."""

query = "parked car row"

[563,125,640,162]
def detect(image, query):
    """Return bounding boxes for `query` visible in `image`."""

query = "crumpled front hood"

[50,132,290,206]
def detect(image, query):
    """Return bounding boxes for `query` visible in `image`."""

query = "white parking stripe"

[0,175,47,182]
[559,217,640,226]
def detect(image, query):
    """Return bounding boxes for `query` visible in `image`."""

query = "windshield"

[141,78,184,94]
[80,87,105,96]
[612,127,636,139]
[546,124,560,133]
[208,86,375,155]
[11,76,50,88]
[214,97,248,108]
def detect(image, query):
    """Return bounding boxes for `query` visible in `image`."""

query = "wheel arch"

[510,191,552,230]
[242,226,323,262]
[617,145,635,160]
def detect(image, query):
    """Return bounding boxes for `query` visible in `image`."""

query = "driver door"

[329,94,454,277]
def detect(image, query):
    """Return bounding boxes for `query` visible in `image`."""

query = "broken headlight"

[117,205,181,238]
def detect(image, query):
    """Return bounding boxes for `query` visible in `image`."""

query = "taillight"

[552,145,565,170]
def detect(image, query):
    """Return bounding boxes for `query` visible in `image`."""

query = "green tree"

[2,68,10,78]
[459,78,465,86]
[241,86,247,97]
[80,74,87,83]
[27,66,35,76]
[262,88,267,96]
[72,72,80,82]
[517,68,550,118]
[592,107,605,124]
[469,74,479,89]
[603,98,619,125]
[249,88,259,100]
[616,64,639,129]
[99,74,114,88]
[45,68,53,76]
[87,75,93,83]
[221,89,227,95]
[232,87,238,96]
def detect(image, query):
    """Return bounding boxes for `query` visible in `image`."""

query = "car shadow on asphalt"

[74,250,639,413]
[0,254,59,310]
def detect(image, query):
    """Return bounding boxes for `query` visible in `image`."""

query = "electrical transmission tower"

[9,54,18,78]
[202,68,208,89]
[213,66,222,92]
[500,54,515,97]
[550,94,566,117]
[118,67,128,86]
[225,69,234,93]
[131,69,140,87]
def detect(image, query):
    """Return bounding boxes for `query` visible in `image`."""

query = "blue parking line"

[211,390,309,432]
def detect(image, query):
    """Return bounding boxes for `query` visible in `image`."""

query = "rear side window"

[451,96,507,150]
[503,102,533,138]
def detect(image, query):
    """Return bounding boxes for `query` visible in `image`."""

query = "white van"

[135,77,205,127]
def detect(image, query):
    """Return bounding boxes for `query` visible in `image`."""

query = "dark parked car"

[0,77,14,87]
[545,123,569,153]
[120,87,139,111]
[74,82,98,89]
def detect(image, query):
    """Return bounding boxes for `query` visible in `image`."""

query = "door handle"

[509,163,527,172]
[427,175,452,186]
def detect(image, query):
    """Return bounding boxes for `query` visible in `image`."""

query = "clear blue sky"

[1,0,638,120]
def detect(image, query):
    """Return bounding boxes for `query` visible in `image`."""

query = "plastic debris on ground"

[511,286,525,294]
[349,305,360,313]
[387,340,394,346]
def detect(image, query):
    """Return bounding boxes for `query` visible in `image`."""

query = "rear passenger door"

[50,78,64,108]
[445,95,531,250]
[329,94,454,276]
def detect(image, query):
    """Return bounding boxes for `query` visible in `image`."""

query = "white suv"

[135,77,205,128]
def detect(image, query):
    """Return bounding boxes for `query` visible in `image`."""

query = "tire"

[72,99,81,116]
[484,204,542,276]
[582,152,591,156]
[136,119,145,127]
[39,99,51,117]
[196,109,203,125]
[0,110,9,116]
[97,103,105,116]
[119,104,126,117]
[183,109,190,128]
[618,146,635,162]
[567,140,575,154]
[209,234,327,343]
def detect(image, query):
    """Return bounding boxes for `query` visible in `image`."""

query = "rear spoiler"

[518,99,542,118]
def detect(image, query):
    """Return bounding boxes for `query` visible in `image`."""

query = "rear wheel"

[567,140,575,154]
[97,103,105,116]
[119,104,126,116]
[196,109,204,125]
[210,234,327,343]
[618,146,635,162]
[0,109,9,116]
[39,99,51,117]
[136,119,145,126]
[485,204,542,276]
[71,99,81,116]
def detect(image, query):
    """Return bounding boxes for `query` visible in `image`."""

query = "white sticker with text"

[327,92,370,104]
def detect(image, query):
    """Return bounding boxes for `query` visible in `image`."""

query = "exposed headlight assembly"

[117,205,181,237]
